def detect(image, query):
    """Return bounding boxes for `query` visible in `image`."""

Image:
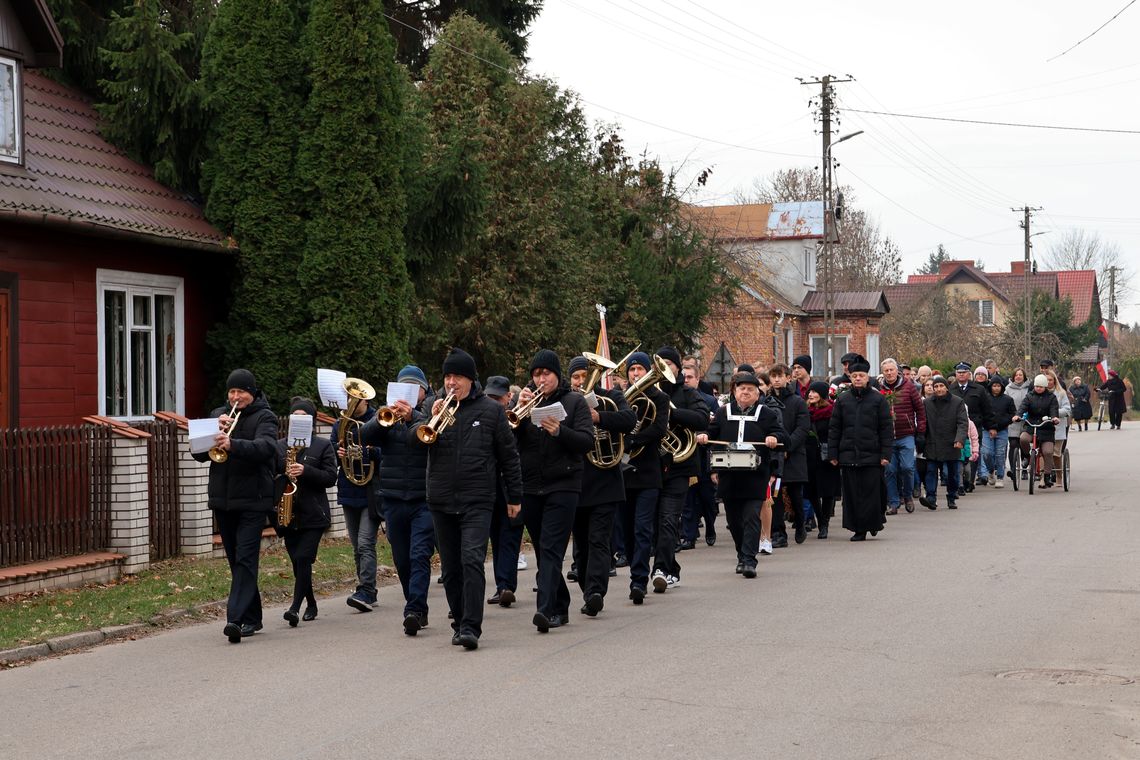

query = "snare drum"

[711,449,762,470]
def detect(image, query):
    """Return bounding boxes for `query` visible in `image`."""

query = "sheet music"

[530,402,567,426]
[386,381,421,408]
[317,368,347,409]
[286,414,314,448]
[582,391,598,409]
[188,418,219,454]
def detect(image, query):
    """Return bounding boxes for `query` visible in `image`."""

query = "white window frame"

[0,55,22,165]
[810,334,849,377]
[968,299,995,327]
[802,246,816,286]
[96,269,185,419]
[865,333,880,370]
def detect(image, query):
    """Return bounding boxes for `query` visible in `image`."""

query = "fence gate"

[135,419,181,560]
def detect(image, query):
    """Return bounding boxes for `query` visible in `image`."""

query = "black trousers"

[283,527,323,610]
[523,491,578,619]
[572,501,619,600]
[653,476,689,579]
[681,476,717,543]
[772,482,805,538]
[724,497,762,566]
[432,507,493,638]
[215,509,266,626]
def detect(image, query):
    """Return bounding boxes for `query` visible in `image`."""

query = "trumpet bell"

[208,448,229,464]
[376,406,397,427]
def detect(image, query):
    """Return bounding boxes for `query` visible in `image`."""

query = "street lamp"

[822,129,864,375]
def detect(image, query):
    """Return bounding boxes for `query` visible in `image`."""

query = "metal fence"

[0,425,114,568]
[134,419,181,561]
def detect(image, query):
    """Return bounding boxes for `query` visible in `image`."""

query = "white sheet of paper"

[286,414,314,448]
[582,391,598,409]
[317,368,348,409]
[188,418,219,454]
[530,402,567,426]
[386,382,421,408]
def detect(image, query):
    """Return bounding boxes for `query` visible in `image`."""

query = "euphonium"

[277,446,299,527]
[660,402,697,463]
[417,392,459,444]
[623,354,675,459]
[209,402,241,463]
[506,385,542,429]
[578,351,624,469]
[337,377,376,486]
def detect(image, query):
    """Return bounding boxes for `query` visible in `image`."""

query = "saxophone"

[277,446,300,527]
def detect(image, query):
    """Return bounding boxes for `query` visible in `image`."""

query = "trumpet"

[506,385,542,429]
[417,392,459,444]
[336,377,376,486]
[375,405,398,427]
[209,402,241,463]
[623,354,675,459]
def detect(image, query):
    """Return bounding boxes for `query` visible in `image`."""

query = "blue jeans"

[342,505,378,600]
[884,435,916,508]
[383,497,434,617]
[622,488,659,591]
[978,430,1009,480]
[489,498,524,593]
[925,460,960,505]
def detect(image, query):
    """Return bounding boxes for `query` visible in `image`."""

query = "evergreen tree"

[298,0,413,384]
[919,244,951,275]
[383,0,544,73]
[199,0,309,404]
[45,0,128,93]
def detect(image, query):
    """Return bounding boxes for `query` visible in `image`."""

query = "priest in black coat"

[827,360,893,541]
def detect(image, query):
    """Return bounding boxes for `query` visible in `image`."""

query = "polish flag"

[595,304,612,389]
[1097,359,1110,383]
[1098,323,1110,342]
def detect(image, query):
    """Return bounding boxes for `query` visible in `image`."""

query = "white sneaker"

[994,479,1004,489]
[666,575,680,589]
[759,539,773,555]
[651,569,668,593]
[517,554,528,571]
[988,474,996,485]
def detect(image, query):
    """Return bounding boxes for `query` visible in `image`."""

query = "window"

[803,247,816,286]
[865,334,880,371]
[810,335,848,378]
[968,299,995,326]
[0,55,21,164]
[97,270,184,418]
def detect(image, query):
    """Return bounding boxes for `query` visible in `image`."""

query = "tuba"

[277,446,300,527]
[578,351,624,469]
[623,354,675,459]
[660,402,697,463]
[336,377,376,486]
[209,402,241,463]
[416,392,459,444]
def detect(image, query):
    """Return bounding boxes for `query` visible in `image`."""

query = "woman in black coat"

[1097,371,1127,429]
[277,397,338,626]
[804,381,840,539]
[1069,376,1092,430]
[827,361,893,541]
[1016,376,1061,486]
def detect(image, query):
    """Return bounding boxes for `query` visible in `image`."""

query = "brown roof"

[0,71,228,251]
[801,290,888,314]
[985,272,1058,301]
[1056,270,1099,324]
[1073,343,1100,363]
[884,282,938,312]
[685,203,773,241]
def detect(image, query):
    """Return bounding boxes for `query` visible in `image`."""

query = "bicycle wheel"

[1063,448,1070,492]
[1028,451,1035,495]
[1097,402,1105,431]
[1009,447,1020,491]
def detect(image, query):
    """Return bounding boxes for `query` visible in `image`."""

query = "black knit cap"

[442,348,478,381]
[529,348,562,379]
[656,346,683,370]
[736,363,755,374]
[932,375,949,387]
[809,381,831,398]
[226,368,258,395]
[793,354,812,373]
[289,396,318,418]
[627,352,652,372]
[567,355,589,375]
[849,360,871,374]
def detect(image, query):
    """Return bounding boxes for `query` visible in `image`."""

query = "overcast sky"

[526,0,1140,323]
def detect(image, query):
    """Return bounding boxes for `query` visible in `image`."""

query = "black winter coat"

[1097,377,1126,414]
[983,393,1016,432]
[923,394,968,461]
[579,387,638,507]
[624,385,670,491]
[275,436,336,531]
[769,386,810,483]
[1017,389,1059,430]
[332,406,382,508]
[950,380,989,430]
[828,386,893,467]
[1069,384,1092,420]
[514,381,595,496]
[660,381,710,481]
[361,404,428,503]
[193,395,279,512]
[408,389,523,512]
[707,401,787,500]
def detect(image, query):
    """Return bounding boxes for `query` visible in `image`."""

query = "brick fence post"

[109,434,151,575]
[317,419,347,538]
[176,428,213,556]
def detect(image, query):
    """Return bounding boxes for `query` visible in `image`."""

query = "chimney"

[1010,261,1025,275]
[939,259,974,275]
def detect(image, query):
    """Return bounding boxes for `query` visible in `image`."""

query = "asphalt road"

[2,427,1138,760]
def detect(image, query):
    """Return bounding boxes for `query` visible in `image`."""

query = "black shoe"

[533,612,551,633]
[948,502,958,510]
[870,530,878,537]
[772,534,789,548]
[920,496,937,510]
[584,593,604,617]
[487,591,502,606]
[451,631,461,646]
[550,614,566,628]
[678,539,695,551]
[302,605,317,621]
[741,565,757,579]
[499,589,515,607]
[566,568,578,582]
[795,527,807,544]
[850,532,867,542]
[735,562,744,574]
[885,507,898,516]
[904,499,915,513]
[224,622,242,643]
[436,575,444,584]
[239,623,259,637]
[457,633,478,650]
[283,608,299,628]
[614,554,629,568]
[705,534,716,546]
[806,517,817,531]
[817,525,829,539]
[608,567,618,577]
[403,612,422,636]
[447,610,453,619]
[630,587,646,605]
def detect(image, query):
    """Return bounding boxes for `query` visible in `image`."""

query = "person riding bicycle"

[1013,374,1061,488]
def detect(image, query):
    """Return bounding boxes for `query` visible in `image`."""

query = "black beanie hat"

[627,352,652,372]
[737,363,755,374]
[794,354,812,373]
[849,360,871,374]
[656,346,683,371]
[226,368,258,395]
[809,381,831,398]
[442,348,478,381]
[567,355,589,375]
[528,348,562,379]
[932,375,949,387]
[289,396,318,418]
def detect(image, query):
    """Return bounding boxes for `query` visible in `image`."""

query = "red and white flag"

[595,304,612,389]
[1097,359,1110,383]
[1098,323,1110,342]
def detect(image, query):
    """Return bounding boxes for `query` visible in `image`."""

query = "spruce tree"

[298,0,413,383]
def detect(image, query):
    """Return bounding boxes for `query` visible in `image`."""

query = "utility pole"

[1108,265,1119,368]
[801,74,853,377]
[1013,206,1042,366]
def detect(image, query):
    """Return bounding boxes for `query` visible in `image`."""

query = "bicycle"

[1016,414,1061,495]
[1096,389,1112,431]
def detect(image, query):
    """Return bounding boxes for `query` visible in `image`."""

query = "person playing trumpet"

[408,349,522,650]
[192,369,279,644]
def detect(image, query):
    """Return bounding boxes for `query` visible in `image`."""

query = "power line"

[843,107,1140,135]
[1047,0,1137,62]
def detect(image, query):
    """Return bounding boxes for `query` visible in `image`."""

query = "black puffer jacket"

[361,403,429,503]
[275,436,337,531]
[660,381,710,481]
[408,389,523,512]
[514,381,595,496]
[950,380,989,431]
[332,406,382,508]
[770,386,810,483]
[579,387,638,507]
[983,392,1016,432]
[827,385,893,466]
[1018,388,1059,431]
[923,393,968,461]
[193,395,279,512]
[707,400,787,500]
[624,385,670,491]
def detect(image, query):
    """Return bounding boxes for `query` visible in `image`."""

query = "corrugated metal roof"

[0,71,228,250]
[884,282,938,311]
[801,290,888,314]
[1056,270,1099,324]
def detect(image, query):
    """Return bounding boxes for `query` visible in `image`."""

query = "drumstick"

[704,439,786,449]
